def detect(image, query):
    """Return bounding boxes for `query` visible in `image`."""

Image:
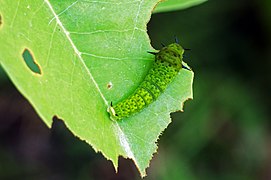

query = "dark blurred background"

[1,0,271,179]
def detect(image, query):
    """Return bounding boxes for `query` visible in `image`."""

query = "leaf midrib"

[44,0,140,169]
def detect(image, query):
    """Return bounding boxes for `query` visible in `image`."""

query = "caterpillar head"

[155,43,185,69]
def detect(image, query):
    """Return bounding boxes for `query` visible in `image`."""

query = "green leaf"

[0,0,193,177]
[154,0,207,13]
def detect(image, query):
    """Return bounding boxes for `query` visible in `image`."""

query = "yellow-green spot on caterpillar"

[108,41,191,121]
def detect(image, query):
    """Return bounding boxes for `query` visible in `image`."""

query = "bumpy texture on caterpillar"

[108,42,189,121]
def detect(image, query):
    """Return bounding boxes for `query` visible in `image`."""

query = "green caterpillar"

[108,40,190,121]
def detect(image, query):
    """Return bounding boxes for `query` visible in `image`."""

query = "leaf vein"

[10,0,20,28]
[81,0,141,5]
[130,0,144,41]
[48,0,79,24]
[44,0,108,106]
[69,27,145,35]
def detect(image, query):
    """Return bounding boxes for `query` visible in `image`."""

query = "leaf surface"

[0,0,194,176]
[154,0,207,13]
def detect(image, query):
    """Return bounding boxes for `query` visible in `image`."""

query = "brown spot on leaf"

[107,82,113,90]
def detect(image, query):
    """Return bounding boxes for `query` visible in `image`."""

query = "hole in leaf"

[22,48,41,74]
